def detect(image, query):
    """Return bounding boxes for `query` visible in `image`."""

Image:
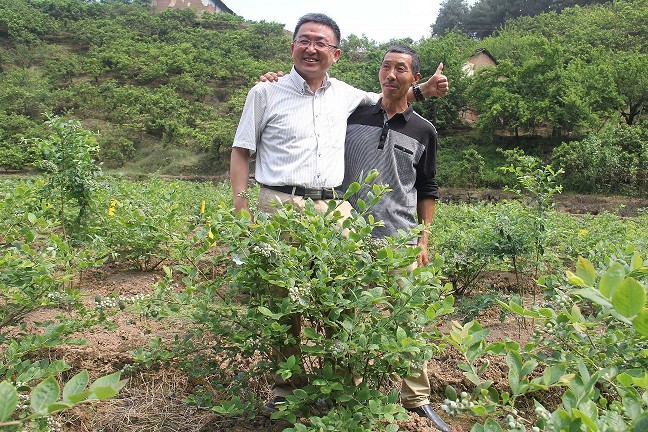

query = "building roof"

[470,48,497,65]
[214,0,233,14]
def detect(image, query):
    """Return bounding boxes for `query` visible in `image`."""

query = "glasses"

[294,38,339,51]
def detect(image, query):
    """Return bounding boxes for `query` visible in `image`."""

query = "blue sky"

[226,1,447,43]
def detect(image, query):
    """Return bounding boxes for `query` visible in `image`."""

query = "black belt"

[261,184,339,200]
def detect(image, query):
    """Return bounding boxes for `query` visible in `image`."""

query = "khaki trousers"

[398,262,431,409]
[401,363,431,408]
[257,187,353,398]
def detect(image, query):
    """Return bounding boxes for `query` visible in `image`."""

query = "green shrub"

[0,178,125,431]
[32,115,102,230]
[443,252,648,431]
[152,176,455,431]
[551,125,648,196]
[0,114,45,170]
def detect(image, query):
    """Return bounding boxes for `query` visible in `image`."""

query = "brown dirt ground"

[17,194,648,432]
[26,264,535,432]
[441,187,648,218]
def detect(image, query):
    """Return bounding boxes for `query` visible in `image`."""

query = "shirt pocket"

[394,144,414,155]
[392,143,418,180]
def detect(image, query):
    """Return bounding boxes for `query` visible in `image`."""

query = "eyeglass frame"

[293,37,339,51]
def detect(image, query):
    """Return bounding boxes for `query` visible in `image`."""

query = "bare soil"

[33,264,535,432]
[441,187,648,218]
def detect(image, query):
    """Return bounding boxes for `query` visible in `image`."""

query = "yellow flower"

[579,229,589,236]
[201,200,206,214]
[108,199,116,216]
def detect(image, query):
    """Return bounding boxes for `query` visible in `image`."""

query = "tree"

[0,68,53,117]
[467,36,597,136]
[332,35,383,93]
[465,0,524,38]
[612,51,648,125]
[432,0,470,36]
[33,116,102,230]
[416,31,478,129]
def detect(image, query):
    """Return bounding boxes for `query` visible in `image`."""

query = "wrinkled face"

[379,52,421,102]
[291,21,341,83]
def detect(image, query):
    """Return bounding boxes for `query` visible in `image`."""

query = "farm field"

[2,174,647,432]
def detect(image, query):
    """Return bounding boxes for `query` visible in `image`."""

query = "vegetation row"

[0,0,646,196]
[0,117,647,431]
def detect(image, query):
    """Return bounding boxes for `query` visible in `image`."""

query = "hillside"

[0,1,293,173]
[0,0,646,196]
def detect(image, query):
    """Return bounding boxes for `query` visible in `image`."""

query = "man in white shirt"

[229,12,448,412]
[230,13,447,215]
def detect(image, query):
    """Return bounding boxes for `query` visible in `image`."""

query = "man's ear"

[414,72,422,83]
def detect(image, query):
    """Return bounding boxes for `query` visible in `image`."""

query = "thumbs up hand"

[422,62,449,98]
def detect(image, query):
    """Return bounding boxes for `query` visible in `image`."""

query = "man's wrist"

[413,84,425,102]
[421,81,438,98]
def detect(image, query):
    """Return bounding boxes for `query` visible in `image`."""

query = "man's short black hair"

[384,45,421,75]
[293,13,341,46]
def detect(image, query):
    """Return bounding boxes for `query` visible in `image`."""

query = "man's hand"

[417,244,429,267]
[421,63,449,98]
[230,147,251,215]
[258,71,284,83]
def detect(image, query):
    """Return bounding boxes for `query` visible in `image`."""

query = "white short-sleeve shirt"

[233,67,379,188]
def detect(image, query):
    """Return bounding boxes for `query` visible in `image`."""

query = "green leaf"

[356,198,367,212]
[63,370,89,403]
[92,386,119,400]
[542,364,566,386]
[571,288,613,309]
[342,182,361,200]
[623,394,643,419]
[632,310,648,337]
[364,169,379,184]
[257,306,281,319]
[566,271,586,286]
[471,405,487,415]
[630,252,643,272]
[0,381,18,422]
[537,308,555,318]
[64,390,93,404]
[482,418,504,431]
[89,372,122,390]
[575,257,597,287]
[599,262,626,298]
[612,277,645,318]
[30,377,60,414]
[303,327,318,339]
[507,301,525,315]
[444,385,457,401]
[292,389,308,399]
[47,402,72,413]
[572,408,598,430]
[385,424,399,432]
[632,413,648,432]
[506,351,523,378]
[88,373,126,401]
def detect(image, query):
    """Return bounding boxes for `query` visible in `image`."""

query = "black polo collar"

[373,98,414,122]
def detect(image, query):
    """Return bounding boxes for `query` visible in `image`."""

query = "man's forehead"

[382,52,413,65]
[296,22,335,39]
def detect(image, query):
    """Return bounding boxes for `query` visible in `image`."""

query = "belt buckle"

[303,188,323,200]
